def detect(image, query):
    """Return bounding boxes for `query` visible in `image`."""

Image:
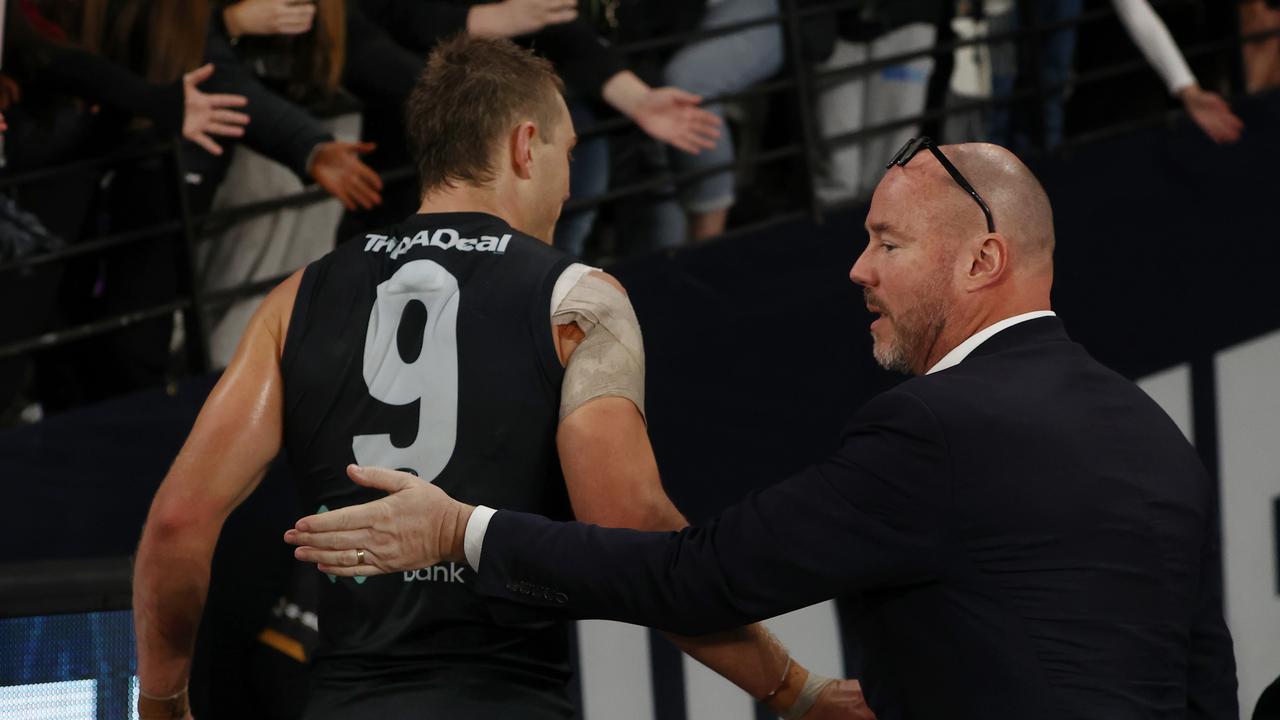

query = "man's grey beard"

[867,282,949,376]
[872,332,916,374]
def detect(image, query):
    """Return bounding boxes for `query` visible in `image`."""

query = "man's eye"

[882,243,898,252]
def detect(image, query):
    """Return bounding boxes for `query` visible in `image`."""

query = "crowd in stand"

[0,0,1274,423]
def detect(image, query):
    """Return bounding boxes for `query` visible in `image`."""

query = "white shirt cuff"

[463,505,497,571]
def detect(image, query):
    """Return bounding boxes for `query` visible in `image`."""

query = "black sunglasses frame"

[886,137,996,234]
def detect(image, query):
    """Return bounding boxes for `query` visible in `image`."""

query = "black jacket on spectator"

[194,2,421,196]
[360,0,625,100]
[837,0,949,42]
[341,1,430,108]
[2,4,184,147]
[194,26,335,187]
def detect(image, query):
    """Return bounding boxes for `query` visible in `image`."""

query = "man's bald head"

[906,142,1055,273]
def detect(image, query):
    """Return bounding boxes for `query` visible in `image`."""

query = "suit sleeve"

[474,389,953,635]
[1186,477,1239,720]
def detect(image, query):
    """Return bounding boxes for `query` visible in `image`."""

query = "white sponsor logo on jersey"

[403,562,468,584]
[364,229,512,258]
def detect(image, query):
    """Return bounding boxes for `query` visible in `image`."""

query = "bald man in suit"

[289,140,1239,720]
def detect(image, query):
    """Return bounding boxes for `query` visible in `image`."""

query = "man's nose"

[850,248,874,288]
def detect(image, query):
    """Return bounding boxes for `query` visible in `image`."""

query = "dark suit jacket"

[474,318,1238,720]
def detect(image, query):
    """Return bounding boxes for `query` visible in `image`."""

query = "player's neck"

[418,186,521,230]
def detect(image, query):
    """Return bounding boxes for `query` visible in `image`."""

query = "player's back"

[279,212,576,718]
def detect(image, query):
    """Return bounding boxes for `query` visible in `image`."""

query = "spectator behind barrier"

[650,0,784,243]
[1239,0,1280,93]
[811,1,948,206]
[200,0,414,366]
[987,0,1242,151]
[1,0,249,164]
[360,1,723,259]
[1,0,252,413]
[208,0,386,212]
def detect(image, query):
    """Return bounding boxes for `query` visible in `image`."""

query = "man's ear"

[512,121,537,180]
[965,232,1009,290]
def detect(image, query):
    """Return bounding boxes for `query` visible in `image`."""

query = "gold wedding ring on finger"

[355,549,365,566]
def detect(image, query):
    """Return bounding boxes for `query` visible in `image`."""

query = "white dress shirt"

[464,310,1059,569]
[925,310,1057,375]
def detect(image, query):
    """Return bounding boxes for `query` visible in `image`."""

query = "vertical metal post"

[1017,0,1047,151]
[170,138,212,374]
[782,0,824,226]
[1226,0,1248,96]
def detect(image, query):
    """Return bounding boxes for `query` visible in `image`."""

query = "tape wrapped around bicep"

[553,273,646,422]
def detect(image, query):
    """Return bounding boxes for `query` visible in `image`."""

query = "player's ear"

[512,121,537,180]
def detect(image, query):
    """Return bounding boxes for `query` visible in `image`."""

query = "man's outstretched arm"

[133,272,299,717]
[558,396,866,718]
[289,388,949,633]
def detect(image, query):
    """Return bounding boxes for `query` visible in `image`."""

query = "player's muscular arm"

[132,271,301,715]
[554,273,819,715]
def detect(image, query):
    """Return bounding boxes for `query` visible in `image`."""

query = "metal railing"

[0,0,1271,396]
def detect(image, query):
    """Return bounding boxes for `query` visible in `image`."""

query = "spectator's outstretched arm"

[1110,0,1243,143]
[361,0,470,52]
[180,64,252,156]
[132,272,299,718]
[601,70,722,155]
[201,28,330,178]
[34,44,249,154]
[467,0,579,40]
[363,0,578,51]
[343,2,423,108]
[202,29,382,206]
[222,0,317,39]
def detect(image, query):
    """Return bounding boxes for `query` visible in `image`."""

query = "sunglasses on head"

[887,137,995,234]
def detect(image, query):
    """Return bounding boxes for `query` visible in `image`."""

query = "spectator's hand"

[183,64,250,156]
[1178,86,1244,144]
[309,141,384,210]
[223,0,316,38]
[800,679,877,720]
[468,0,577,38]
[630,88,722,155]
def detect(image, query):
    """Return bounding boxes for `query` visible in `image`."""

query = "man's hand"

[224,0,317,38]
[1178,85,1244,144]
[800,679,877,720]
[309,141,384,210]
[468,0,578,38]
[285,465,474,576]
[629,88,722,155]
[182,64,250,156]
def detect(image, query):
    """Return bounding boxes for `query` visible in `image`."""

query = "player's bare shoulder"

[257,269,306,359]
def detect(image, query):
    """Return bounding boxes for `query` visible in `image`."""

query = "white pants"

[813,24,938,204]
[198,113,361,367]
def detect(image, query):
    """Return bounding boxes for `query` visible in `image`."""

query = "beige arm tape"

[553,273,646,422]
